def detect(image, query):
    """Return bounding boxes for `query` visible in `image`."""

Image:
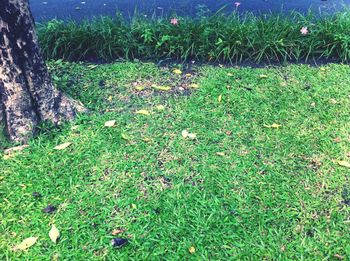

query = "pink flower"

[234,2,241,7]
[300,27,309,35]
[170,18,178,25]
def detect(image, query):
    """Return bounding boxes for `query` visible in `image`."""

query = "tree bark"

[0,0,85,142]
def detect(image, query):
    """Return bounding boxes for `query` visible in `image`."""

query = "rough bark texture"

[0,0,85,142]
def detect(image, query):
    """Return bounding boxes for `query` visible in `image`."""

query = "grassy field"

[1,61,350,259]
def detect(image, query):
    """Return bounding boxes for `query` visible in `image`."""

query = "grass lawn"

[1,61,350,259]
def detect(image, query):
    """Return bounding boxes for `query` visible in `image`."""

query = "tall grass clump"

[37,10,350,63]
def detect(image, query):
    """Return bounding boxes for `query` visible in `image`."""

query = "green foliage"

[1,61,350,259]
[37,10,350,63]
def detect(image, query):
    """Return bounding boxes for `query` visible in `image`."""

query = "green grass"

[37,10,350,63]
[1,61,350,259]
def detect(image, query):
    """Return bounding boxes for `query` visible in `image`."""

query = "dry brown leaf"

[49,224,60,243]
[54,142,72,150]
[13,237,38,251]
[111,228,125,235]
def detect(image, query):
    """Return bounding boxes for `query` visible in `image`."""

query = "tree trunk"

[0,0,85,143]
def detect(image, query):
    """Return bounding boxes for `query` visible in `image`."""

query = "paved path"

[30,0,350,22]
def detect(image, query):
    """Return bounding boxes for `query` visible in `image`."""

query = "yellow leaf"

[218,95,222,103]
[185,73,192,77]
[54,142,72,150]
[264,123,281,129]
[49,225,60,243]
[216,152,225,156]
[337,160,350,168]
[131,204,137,209]
[135,109,150,115]
[156,105,165,111]
[121,133,132,140]
[104,120,116,127]
[13,237,38,251]
[189,246,196,254]
[142,137,151,142]
[107,96,113,102]
[135,86,145,91]
[260,74,268,79]
[227,73,234,77]
[189,83,199,89]
[152,85,171,91]
[173,69,182,74]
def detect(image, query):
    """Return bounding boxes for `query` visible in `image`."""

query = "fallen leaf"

[111,228,125,236]
[333,137,342,143]
[49,225,60,243]
[142,137,151,142]
[156,105,165,111]
[107,96,113,102]
[13,237,38,251]
[121,133,132,140]
[4,145,29,155]
[264,123,282,129]
[87,64,98,69]
[189,83,199,88]
[135,109,150,115]
[227,73,234,77]
[185,73,192,77]
[337,160,350,168]
[54,142,72,150]
[334,254,345,260]
[189,246,196,254]
[259,74,268,79]
[216,152,225,156]
[135,86,145,91]
[173,69,182,74]
[218,95,222,103]
[104,120,116,127]
[152,85,171,91]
